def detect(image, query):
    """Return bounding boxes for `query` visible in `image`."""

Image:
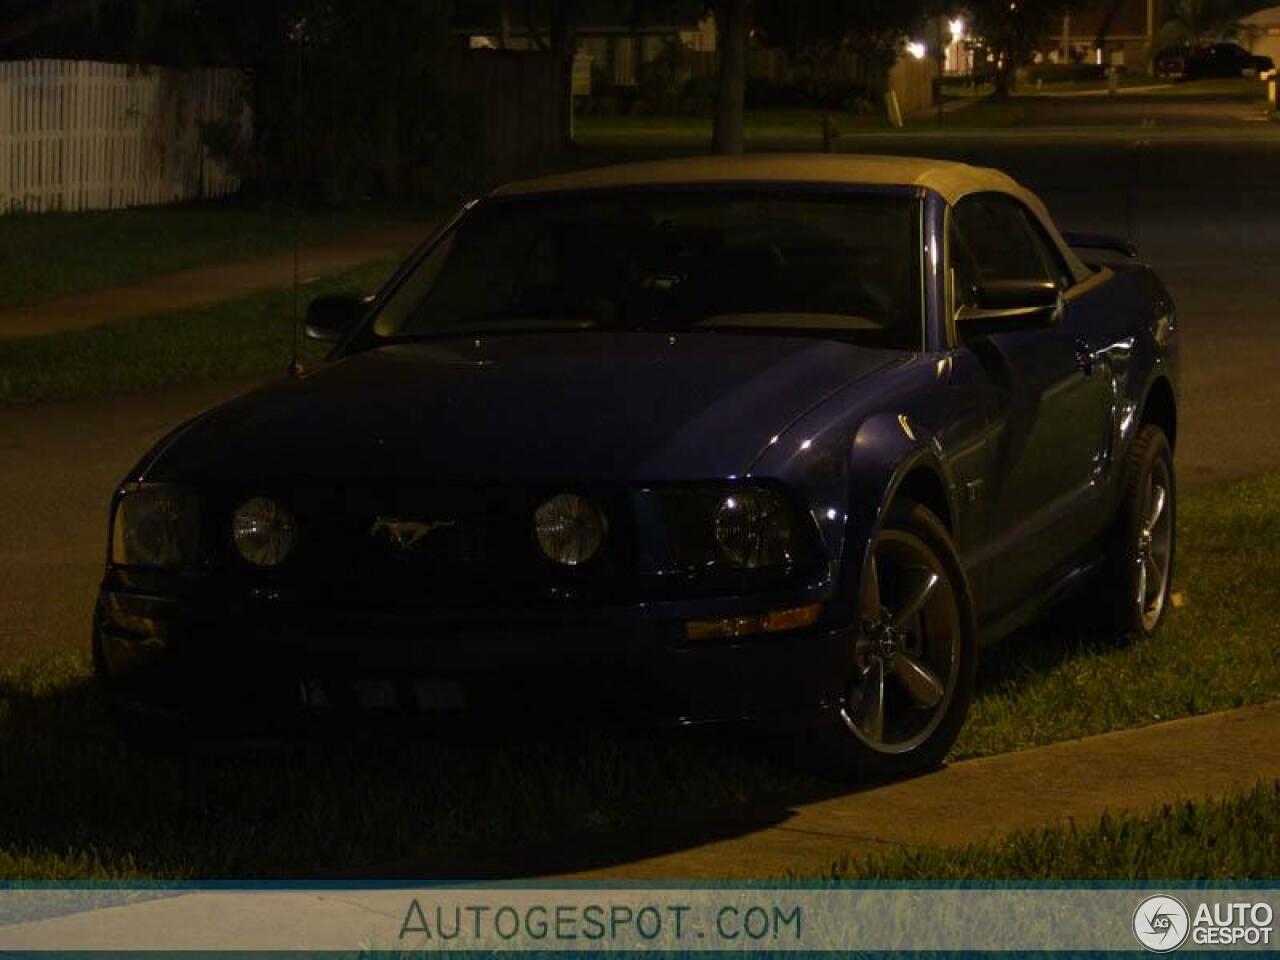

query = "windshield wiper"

[698,312,884,331]
[384,315,603,342]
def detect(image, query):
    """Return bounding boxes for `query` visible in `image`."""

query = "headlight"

[713,488,794,568]
[232,496,297,566]
[534,493,607,565]
[640,484,817,573]
[110,485,200,568]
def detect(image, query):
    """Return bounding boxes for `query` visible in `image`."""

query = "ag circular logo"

[1133,895,1191,952]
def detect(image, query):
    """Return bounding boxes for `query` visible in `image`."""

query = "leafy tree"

[709,1,935,153]
[965,0,1073,94]
[0,0,108,48]
[754,0,929,94]
[79,0,458,202]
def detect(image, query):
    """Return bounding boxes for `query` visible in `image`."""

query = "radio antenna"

[287,18,306,378]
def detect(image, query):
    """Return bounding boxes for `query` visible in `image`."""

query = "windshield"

[372,188,923,350]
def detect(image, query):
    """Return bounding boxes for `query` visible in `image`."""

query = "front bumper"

[94,584,851,738]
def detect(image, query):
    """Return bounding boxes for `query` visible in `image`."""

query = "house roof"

[1240,5,1280,28]
[493,153,1024,207]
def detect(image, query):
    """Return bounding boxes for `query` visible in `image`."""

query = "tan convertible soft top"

[495,153,1018,205]
[494,153,1090,282]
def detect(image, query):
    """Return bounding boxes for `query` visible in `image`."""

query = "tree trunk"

[994,56,1012,96]
[499,0,512,48]
[993,32,1018,97]
[712,0,748,155]
[549,0,579,149]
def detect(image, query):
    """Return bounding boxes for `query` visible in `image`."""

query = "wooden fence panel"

[0,58,249,214]
[889,57,937,117]
[444,50,561,187]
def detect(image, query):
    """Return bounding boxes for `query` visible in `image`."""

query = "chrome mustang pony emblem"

[370,517,456,551]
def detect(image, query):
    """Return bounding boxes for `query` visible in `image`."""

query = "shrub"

[1022,62,1108,83]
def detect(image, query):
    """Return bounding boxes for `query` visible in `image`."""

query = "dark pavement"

[2,95,1279,666]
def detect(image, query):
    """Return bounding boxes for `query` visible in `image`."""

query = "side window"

[1025,217,1073,289]
[952,194,1055,288]
[948,218,981,309]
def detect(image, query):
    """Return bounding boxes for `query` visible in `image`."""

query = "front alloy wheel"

[808,501,976,780]
[843,528,960,753]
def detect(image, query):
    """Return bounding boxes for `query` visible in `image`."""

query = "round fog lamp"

[232,496,296,566]
[534,493,607,566]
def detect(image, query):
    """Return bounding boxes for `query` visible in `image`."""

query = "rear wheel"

[804,501,976,781]
[1104,424,1176,637]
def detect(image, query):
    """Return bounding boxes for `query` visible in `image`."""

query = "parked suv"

[1155,42,1274,80]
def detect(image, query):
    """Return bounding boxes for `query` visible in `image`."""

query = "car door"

[950,193,1112,614]
[1217,44,1247,75]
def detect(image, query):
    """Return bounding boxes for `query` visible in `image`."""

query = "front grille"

[303,488,522,571]
[236,482,637,604]
[204,482,826,606]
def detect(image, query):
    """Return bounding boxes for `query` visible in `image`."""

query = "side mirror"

[305,293,371,343]
[1062,231,1138,259]
[957,280,1060,338]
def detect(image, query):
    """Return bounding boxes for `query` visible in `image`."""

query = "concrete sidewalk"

[0,222,430,341]
[555,700,1280,879]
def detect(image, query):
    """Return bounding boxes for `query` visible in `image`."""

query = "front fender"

[751,404,956,627]
[840,413,958,618]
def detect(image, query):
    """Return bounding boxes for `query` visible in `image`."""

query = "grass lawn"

[944,77,1268,99]
[577,102,1034,145]
[0,205,405,310]
[577,107,891,150]
[823,780,1280,881]
[0,472,1277,880]
[0,259,396,404]
[575,97,1129,146]
[581,106,883,134]
[956,472,1280,758]
[578,82,1274,149]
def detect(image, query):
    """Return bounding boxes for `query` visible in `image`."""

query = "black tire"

[1102,424,1176,638]
[801,500,977,782]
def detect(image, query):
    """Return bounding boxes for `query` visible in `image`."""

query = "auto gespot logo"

[1133,894,1275,951]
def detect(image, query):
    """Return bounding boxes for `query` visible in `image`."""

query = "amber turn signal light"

[685,603,821,641]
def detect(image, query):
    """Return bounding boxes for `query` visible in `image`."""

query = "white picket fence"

[0,59,249,214]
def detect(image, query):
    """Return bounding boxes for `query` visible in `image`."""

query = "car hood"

[146,332,900,485]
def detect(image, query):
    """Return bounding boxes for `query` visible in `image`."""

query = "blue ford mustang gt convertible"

[95,154,1179,777]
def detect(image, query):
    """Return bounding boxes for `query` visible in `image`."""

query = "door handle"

[1074,337,1096,375]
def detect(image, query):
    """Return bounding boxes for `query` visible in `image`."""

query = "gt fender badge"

[370,517,456,551]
